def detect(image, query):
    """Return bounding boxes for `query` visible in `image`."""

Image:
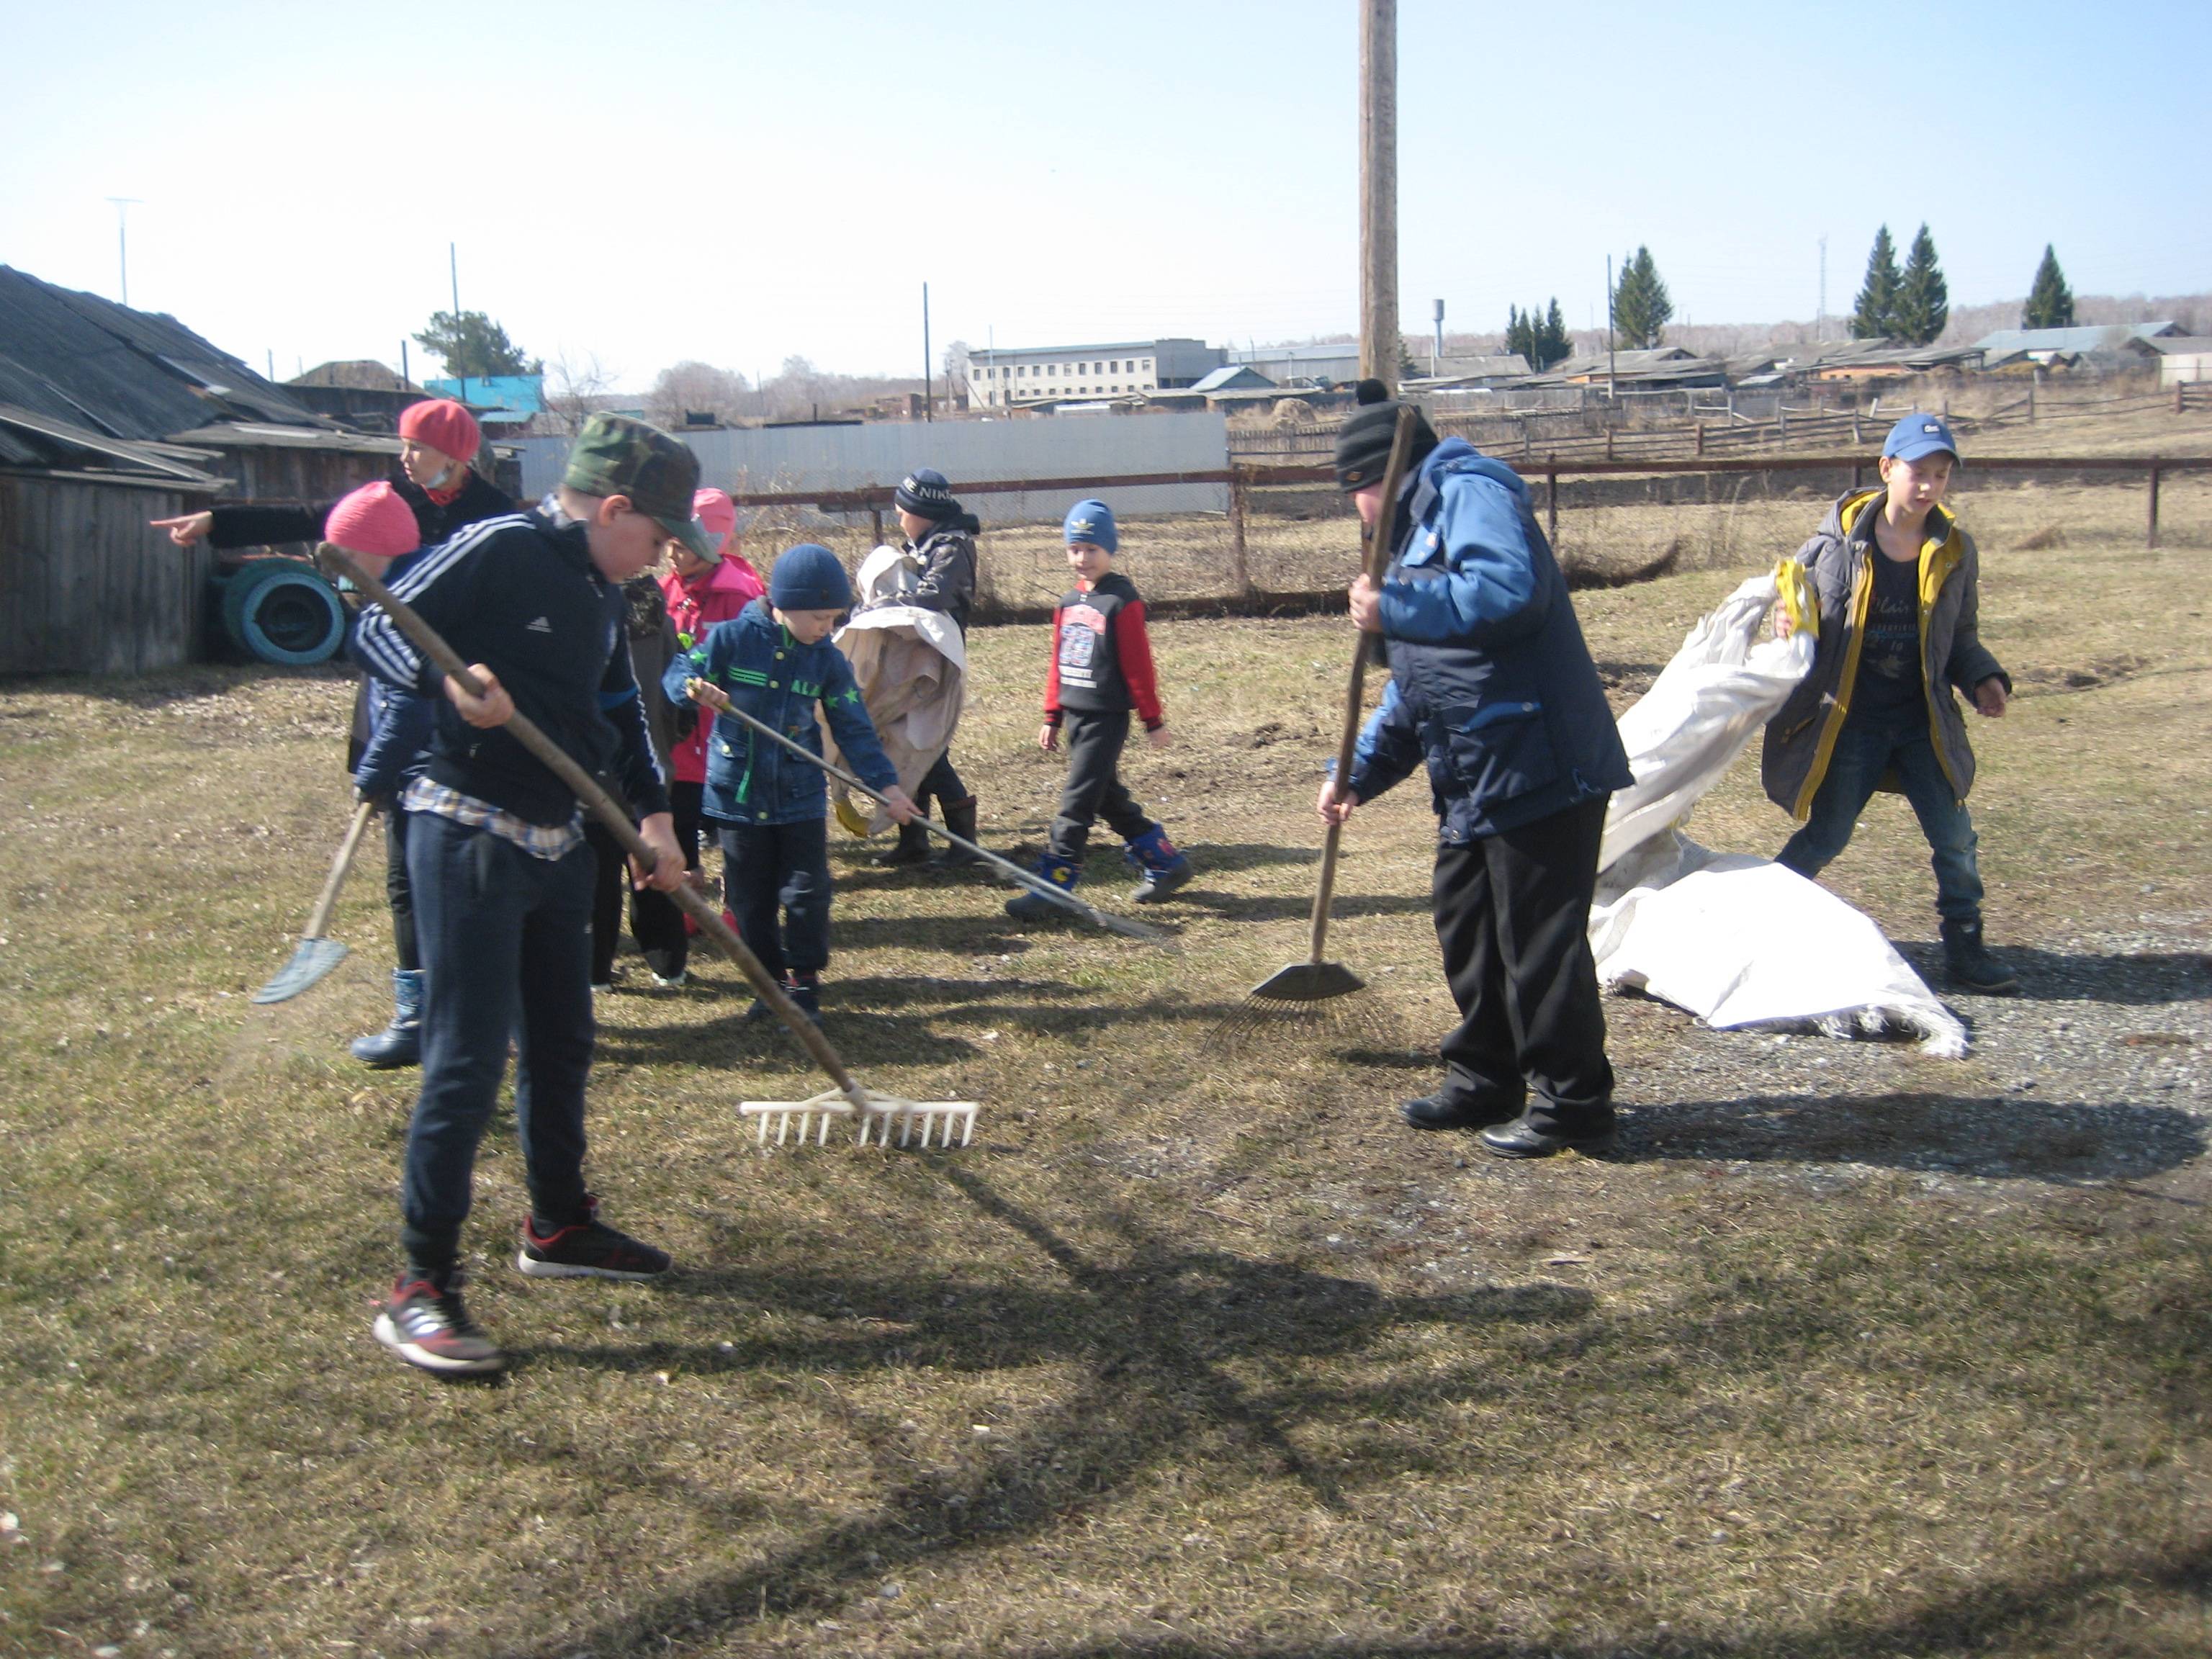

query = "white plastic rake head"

[740,1087,978,1151]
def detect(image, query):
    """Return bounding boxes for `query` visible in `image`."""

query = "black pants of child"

[1049,709,1152,864]
[383,806,420,972]
[1431,794,1615,1134]
[719,818,831,981]
[585,820,688,984]
[917,750,967,813]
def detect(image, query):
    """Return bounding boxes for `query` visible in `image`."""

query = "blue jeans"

[719,817,832,980]
[1776,714,1984,925]
[402,811,595,1273]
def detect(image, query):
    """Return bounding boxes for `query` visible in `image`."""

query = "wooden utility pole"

[1359,0,1398,392]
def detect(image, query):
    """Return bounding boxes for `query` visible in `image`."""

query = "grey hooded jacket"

[1761,487,2009,819]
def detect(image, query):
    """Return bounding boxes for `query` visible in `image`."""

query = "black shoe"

[784,972,822,1022]
[373,1269,505,1375]
[1941,918,2020,994]
[1478,1112,1618,1160]
[350,968,424,1069]
[873,818,932,867]
[517,1199,671,1281]
[930,796,981,868]
[1401,1090,1519,1131]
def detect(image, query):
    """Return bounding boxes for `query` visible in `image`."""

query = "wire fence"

[727,451,2211,625]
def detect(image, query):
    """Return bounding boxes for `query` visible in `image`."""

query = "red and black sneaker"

[372,1270,505,1375]
[517,1197,671,1282]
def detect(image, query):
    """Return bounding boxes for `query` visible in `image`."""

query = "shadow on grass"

[1167,889,1435,925]
[1889,943,2211,1007]
[497,1171,1593,1658]
[1617,1092,2206,1182]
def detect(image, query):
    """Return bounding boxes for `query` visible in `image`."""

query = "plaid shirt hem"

[403,777,585,862]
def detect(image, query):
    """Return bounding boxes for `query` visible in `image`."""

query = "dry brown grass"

[1,470,2209,1657]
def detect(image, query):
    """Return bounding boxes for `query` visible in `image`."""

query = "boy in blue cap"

[665,543,916,1020]
[1763,413,2018,993]
[1008,498,1191,919]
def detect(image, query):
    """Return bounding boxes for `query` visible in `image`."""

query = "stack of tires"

[213,558,348,665]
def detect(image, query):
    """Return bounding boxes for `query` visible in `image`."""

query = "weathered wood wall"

[0,473,216,675]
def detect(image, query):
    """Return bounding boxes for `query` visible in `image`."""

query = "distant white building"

[963,338,1225,409]
[1228,341,1362,386]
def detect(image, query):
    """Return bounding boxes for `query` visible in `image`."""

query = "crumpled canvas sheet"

[1589,571,1967,1056]
[827,545,967,837]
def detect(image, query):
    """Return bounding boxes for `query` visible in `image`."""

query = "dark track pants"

[1047,709,1153,866]
[384,807,420,973]
[719,817,832,982]
[586,819,688,983]
[917,750,968,813]
[1430,794,1615,1133]
[402,812,595,1274]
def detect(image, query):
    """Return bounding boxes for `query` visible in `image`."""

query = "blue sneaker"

[1006,855,1079,922]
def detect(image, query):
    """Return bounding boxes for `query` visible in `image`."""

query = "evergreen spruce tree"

[1892,224,1950,345]
[2023,245,2076,329]
[1539,298,1572,371]
[1504,305,1534,367]
[1850,225,1902,339]
[1611,247,1673,349]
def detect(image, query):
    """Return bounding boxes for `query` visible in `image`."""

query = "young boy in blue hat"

[1763,413,2018,993]
[1008,498,1191,918]
[665,544,916,1019]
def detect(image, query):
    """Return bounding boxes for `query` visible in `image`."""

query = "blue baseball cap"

[1881,413,1959,463]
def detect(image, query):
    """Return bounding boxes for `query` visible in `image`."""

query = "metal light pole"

[922,282,933,423]
[107,198,142,307]
[1358,0,1398,392]
[449,243,467,407]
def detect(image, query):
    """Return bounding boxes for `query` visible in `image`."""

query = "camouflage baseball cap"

[562,413,713,559]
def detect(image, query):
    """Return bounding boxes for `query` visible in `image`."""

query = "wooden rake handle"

[1309,405,1421,967]
[318,544,869,1111]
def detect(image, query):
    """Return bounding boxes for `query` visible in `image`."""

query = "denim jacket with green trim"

[660,598,899,825]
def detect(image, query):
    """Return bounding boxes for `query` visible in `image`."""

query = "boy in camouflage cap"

[351,413,701,1377]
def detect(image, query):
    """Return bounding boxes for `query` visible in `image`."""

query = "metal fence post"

[870,506,885,544]
[1546,459,1558,546]
[2148,459,2162,549]
[1228,471,1254,600]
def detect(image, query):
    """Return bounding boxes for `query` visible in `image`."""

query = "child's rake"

[318,545,975,1151]
[1216,406,1419,1048]
[683,680,1168,946]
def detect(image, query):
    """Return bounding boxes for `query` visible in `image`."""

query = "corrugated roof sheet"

[0,265,325,441]
[1969,322,2175,355]
[0,403,225,486]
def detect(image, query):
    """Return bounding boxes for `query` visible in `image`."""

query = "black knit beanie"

[1332,378,1438,491]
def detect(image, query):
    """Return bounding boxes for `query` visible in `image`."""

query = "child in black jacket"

[1007,499,1192,919]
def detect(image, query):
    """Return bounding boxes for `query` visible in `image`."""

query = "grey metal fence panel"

[514,412,1231,523]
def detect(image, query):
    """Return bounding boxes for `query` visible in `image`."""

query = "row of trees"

[1851,229,2081,342]
[1501,246,1674,368]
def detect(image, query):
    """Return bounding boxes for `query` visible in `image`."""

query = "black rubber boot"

[351,968,424,1069]
[931,796,981,868]
[1941,918,2020,994]
[873,815,932,867]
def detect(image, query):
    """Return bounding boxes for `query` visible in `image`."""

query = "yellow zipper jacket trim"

[1788,491,1965,819]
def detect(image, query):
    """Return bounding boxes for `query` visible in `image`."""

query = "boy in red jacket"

[1007,499,1192,918]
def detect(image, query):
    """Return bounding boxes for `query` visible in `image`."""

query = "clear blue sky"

[2,0,2203,390]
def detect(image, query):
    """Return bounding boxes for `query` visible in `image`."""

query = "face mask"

[421,463,454,491]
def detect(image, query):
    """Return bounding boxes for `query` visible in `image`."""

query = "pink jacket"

[660,554,766,782]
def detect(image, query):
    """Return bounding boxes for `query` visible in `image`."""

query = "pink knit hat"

[324,481,422,561]
[397,398,481,464]
[691,487,737,561]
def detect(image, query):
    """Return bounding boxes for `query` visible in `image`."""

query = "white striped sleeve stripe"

[355,513,527,684]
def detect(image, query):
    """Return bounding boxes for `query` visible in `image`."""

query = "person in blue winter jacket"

[1317,383,1633,1160]
[665,543,916,1021]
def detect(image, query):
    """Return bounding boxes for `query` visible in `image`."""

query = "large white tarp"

[827,545,967,837]
[1590,572,1967,1056]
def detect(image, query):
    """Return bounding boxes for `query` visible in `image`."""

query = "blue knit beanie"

[769,543,853,611]
[1063,498,1118,554]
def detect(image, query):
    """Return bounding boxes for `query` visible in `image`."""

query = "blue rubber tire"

[224,561,346,664]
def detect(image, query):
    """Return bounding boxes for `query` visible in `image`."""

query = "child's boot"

[873,811,932,867]
[784,969,823,1022]
[1005,854,1079,922]
[1124,824,1192,904]
[350,968,425,1069]
[1941,917,2020,994]
[930,795,982,869]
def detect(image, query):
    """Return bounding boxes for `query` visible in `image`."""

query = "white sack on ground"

[1590,571,1968,1057]
[828,545,967,836]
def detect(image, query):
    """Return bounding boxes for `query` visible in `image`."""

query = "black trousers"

[669,778,708,871]
[719,818,832,981]
[917,750,968,811]
[384,807,420,973]
[585,819,689,983]
[1430,794,1614,1131]
[1048,709,1153,865]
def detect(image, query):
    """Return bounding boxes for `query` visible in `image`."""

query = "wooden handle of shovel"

[302,798,378,941]
[1309,405,1421,966]
[318,544,870,1111]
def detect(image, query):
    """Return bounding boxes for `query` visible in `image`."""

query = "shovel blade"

[1245,959,1365,1004]
[253,936,350,1004]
